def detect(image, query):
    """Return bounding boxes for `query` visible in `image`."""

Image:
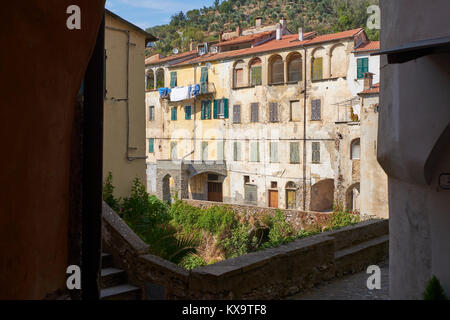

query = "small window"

[185,106,192,120]
[171,107,177,121]
[271,181,278,189]
[149,106,155,121]
[148,138,154,153]
[244,184,257,204]
[146,70,155,91]
[156,68,165,88]
[208,174,219,181]
[233,142,242,161]
[214,99,229,119]
[244,175,250,184]
[270,142,279,163]
[233,61,245,88]
[170,71,177,88]
[311,99,321,120]
[290,142,300,163]
[269,102,278,122]
[312,142,320,163]
[233,105,241,123]
[351,139,361,160]
[250,58,262,86]
[357,58,369,79]
[201,100,211,120]
[290,100,301,121]
[288,53,302,82]
[270,55,284,84]
[251,103,259,123]
[250,142,260,162]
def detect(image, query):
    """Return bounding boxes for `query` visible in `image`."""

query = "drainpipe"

[106,26,147,161]
[302,46,307,210]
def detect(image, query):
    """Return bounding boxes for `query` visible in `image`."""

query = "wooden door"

[208,182,223,202]
[268,190,278,208]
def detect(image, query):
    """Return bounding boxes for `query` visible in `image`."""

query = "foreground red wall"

[0,1,105,299]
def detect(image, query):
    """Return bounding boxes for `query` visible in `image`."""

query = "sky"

[106,0,217,30]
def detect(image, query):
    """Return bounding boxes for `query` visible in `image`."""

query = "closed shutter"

[213,100,218,119]
[270,142,279,163]
[311,99,321,120]
[290,101,301,121]
[251,103,259,122]
[223,99,229,119]
[312,57,323,81]
[290,142,300,163]
[149,138,154,153]
[312,142,320,163]
[269,102,278,122]
[185,106,191,120]
[170,71,177,88]
[233,105,241,123]
[251,66,262,86]
[200,67,208,83]
[362,58,369,75]
[149,106,155,120]
[234,68,244,87]
[233,142,242,161]
[245,184,257,204]
[201,101,206,119]
[217,141,224,161]
[171,107,177,120]
[250,142,260,162]
[206,100,211,119]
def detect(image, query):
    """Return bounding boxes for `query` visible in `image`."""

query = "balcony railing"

[198,82,216,96]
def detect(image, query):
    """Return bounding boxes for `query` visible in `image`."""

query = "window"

[217,141,224,161]
[357,58,369,79]
[269,102,278,122]
[148,138,154,153]
[171,107,177,120]
[245,184,257,204]
[208,174,219,181]
[287,53,302,82]
[312,142,320,163]
[185,106,192,120]
[250,103,259,123]
[170,71,177,88]
[146,70,154,91]
[351,139,361,160]
[201,100,211,120]
[269,55,284,84]
[271,181,278,189]
[201,141,208,161]
[156,68,165,88]
[312,57,323,81]
[311,99,321,120]
[233,142,242,161]
[290,142,300,163]
[149,106,155,121]
[290,100,301,121]
[200,67,208,83]
[233,61,245,88]
[170,142,178,160]
[250,58,262,86]
[214,99,229,119]
[250,142,260,162]
[270,142,279,163]
[233,105,241,123]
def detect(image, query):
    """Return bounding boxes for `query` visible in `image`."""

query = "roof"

[359,83,380,95]
[173,28,364,67]
[106,9,157,42]
[216,31,275,47]
[145,50,198,66]
[354,41,380,53]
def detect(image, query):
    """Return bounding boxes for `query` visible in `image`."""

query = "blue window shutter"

[170,72,177,88]
[149,139,154,153]
[224,99,229,119]
[213,100,218,119]
[171,107,177,120]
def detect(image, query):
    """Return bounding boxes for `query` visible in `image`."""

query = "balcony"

[334,97,361,124]
[198,82,216,96]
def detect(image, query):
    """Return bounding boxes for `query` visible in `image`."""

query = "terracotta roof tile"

[215,31,275,47]
[145,50,198,66]
[359,83,380,95]
[354,41,380,52]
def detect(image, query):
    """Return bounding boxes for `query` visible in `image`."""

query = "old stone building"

[145,18,386,217]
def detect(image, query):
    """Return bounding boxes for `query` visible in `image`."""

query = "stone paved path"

[288,260,389,300]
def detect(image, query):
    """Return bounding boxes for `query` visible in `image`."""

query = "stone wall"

[102,202,388,300]
[182,199,330,231]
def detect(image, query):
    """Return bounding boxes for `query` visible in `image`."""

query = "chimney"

[363,72,374,90]
[255,17,262,27]
[298,27,303,41]
[276,23,282,40]
[236,25,241,36]
[219,31,223,43]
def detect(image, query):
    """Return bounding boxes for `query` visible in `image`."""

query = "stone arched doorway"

[346,182,360,213]
[310,179,335,212]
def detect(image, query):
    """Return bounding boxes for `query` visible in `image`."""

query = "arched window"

[269,55,284,84]
[286,181,297,209]
[287,53,302,82]
[330,44,346,77]
[312,47,325,81]
[156,68,165,88]
[233,60,245,88]
[351,138,361,160]
[146,69,155,91]
[249,58,262,86]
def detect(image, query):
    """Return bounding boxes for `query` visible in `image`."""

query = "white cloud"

[117,0,202,13]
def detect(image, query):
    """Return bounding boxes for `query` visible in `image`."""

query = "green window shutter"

[170,72,177,88]
[223,99,229,119]
[201,101,206,120]
[251,66,262,86]
[149,138,154,153]
[312,57,323,81]
[200,67,208,83]
[357,58,365,79]
[362,57,369,75]
[185,106,191,120]
[206,100,211,119]
[213,100,218,119]
[171,107,177,120]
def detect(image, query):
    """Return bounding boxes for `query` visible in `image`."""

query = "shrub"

[102,172,121,212]
[328,203,360,230]
[197,205,237,236]
[261,210,296,248]
[424,276,448,300]
[221,223,255,259]
[180,254,207,270]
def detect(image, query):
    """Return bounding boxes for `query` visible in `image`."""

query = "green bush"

[102,172,121,212]
[424,276,448,300]
[180,254,207,270]
[221,223,256,259]
[261,210,296,248]
[328,203,360,229]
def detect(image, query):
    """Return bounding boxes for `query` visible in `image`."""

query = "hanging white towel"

[170,86,190,102]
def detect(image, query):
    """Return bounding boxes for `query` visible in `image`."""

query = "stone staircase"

[100,252,141,300]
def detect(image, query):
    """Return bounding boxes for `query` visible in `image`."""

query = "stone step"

[100,267,127,289]
[100,284,141,300]
[334,235,389,277]
[101,252,114,269]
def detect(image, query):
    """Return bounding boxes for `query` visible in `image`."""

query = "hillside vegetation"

[146,0,379,56]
